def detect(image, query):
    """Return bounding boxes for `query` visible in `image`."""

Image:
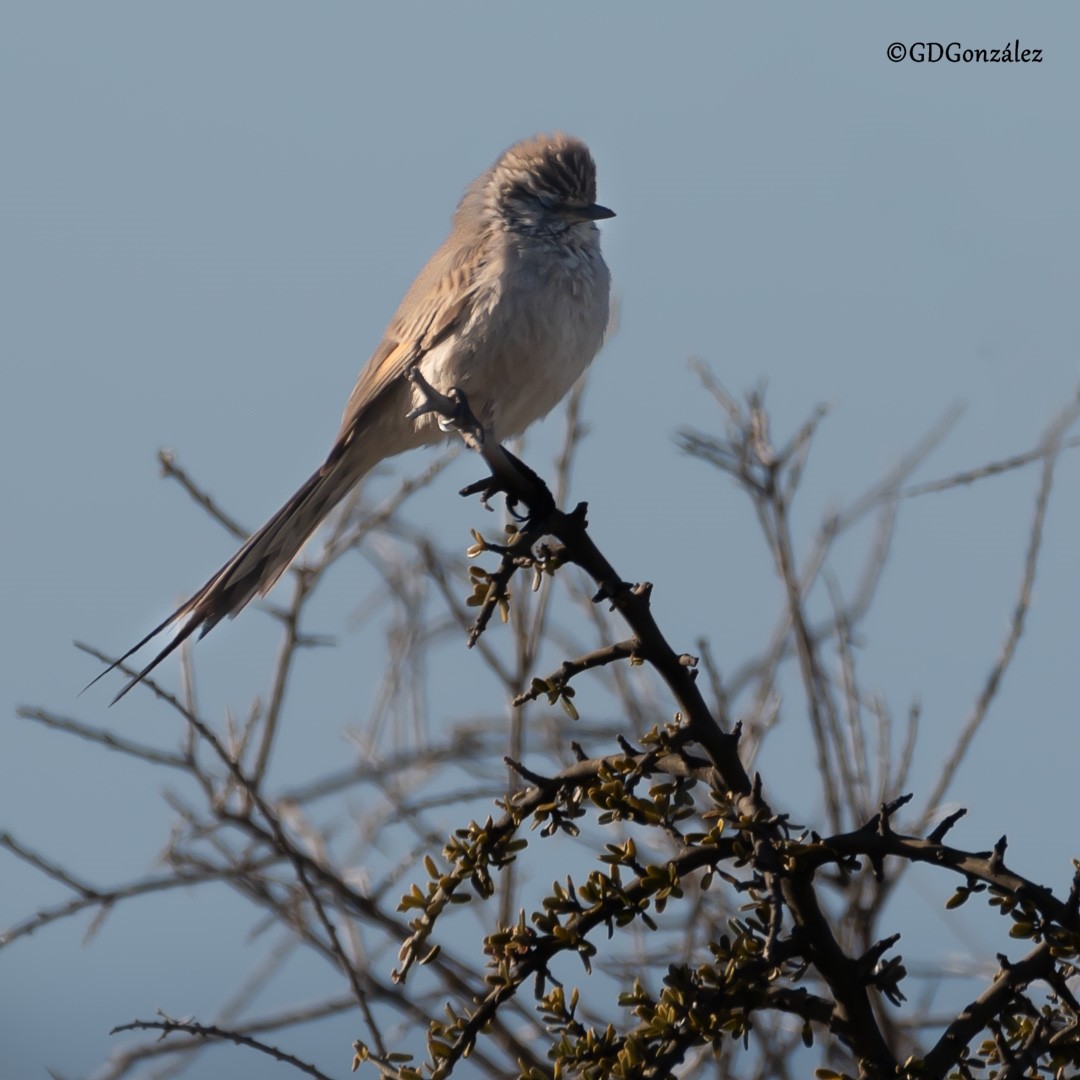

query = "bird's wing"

[337,229,491,439]
[88,226,493,703]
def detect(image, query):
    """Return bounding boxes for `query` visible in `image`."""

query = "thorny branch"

[8,374,1080,1080]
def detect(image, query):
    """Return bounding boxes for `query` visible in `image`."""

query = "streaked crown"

[477,133,614,230]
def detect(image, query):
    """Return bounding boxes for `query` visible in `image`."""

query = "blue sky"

[3,4,1079,1077]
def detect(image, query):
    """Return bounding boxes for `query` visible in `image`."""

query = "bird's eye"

[535,192,559,211]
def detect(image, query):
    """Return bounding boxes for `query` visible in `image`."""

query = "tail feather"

[88,442,366,703]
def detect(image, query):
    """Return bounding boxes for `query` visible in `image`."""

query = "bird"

[91,132,614,703]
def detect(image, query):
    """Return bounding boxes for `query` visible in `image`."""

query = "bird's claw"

[405,366,554,526]
[460,449,555,528]
[406,367,485,448]
[459,475,501,512]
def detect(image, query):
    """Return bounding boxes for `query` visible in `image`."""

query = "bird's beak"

[582,203,616,221]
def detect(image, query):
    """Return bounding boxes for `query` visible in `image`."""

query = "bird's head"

[479,133,615,237]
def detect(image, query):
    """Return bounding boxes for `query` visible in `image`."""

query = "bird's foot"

[404,365,554,524]
[461,442,556,526]
[405,366,485,449]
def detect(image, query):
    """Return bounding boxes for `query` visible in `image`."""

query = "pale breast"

[423,233,610,441]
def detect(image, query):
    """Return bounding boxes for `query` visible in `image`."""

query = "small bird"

[93,133,614,702]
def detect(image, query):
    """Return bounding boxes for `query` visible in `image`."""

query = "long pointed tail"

[88,438,369,703]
